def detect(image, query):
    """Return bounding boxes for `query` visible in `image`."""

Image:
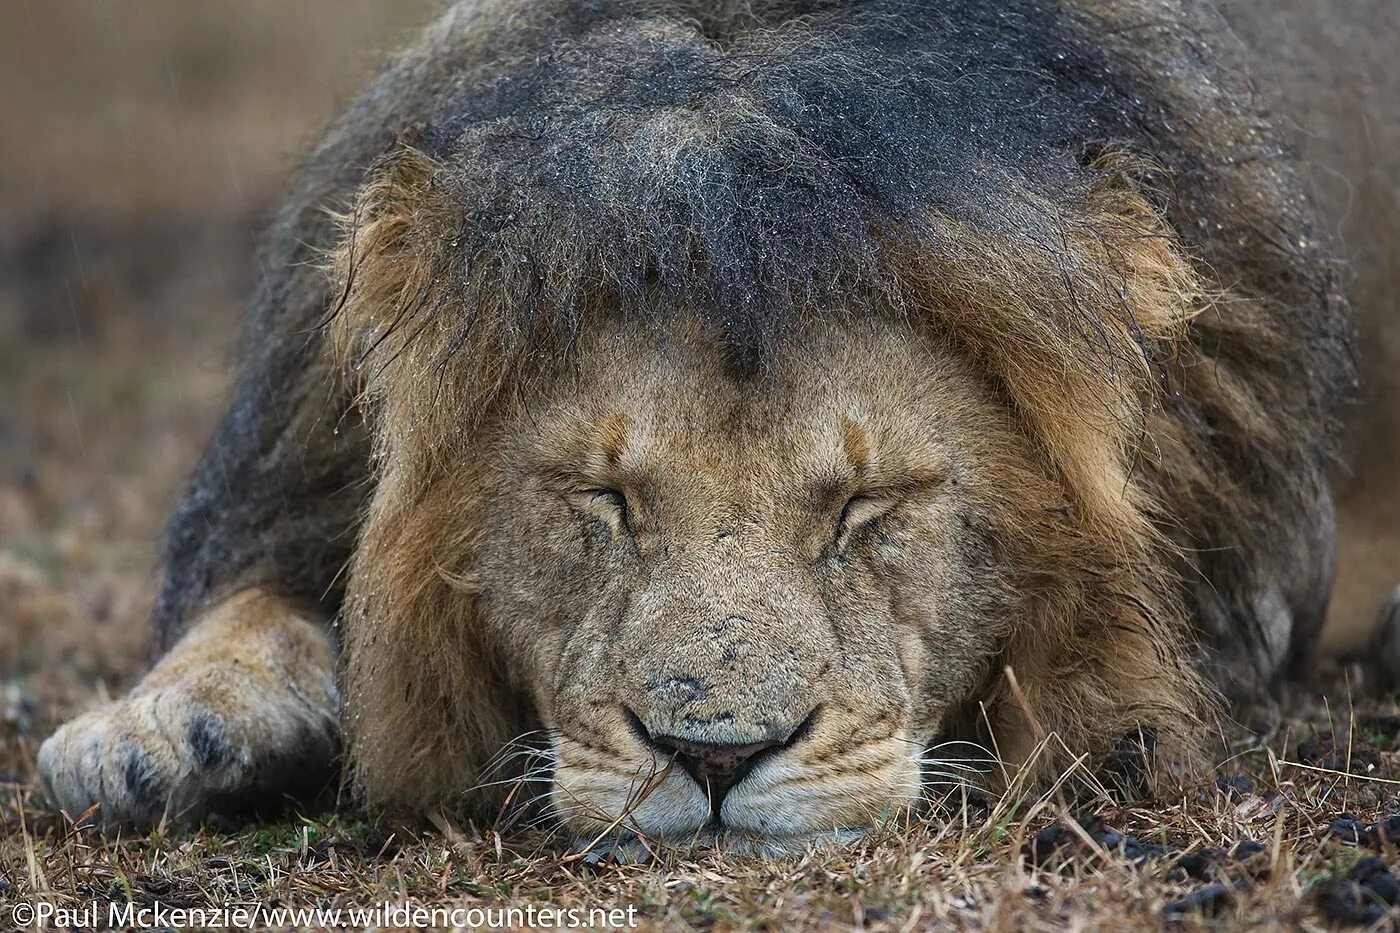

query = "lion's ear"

[905,158,1202,546]
[327,144,450,377]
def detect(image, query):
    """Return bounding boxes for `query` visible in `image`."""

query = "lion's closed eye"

[567,486,632,536]
[831,494,897,552]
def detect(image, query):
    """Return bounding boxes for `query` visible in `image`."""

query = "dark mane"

[162,0,1352,706]
[342,0,1187,366]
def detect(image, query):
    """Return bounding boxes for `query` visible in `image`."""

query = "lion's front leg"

[37,590,339,829]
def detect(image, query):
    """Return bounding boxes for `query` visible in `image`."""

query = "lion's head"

[327,140,1206,846]
[449,316,1028,841]
[318,0,1347,849]
[335,302,1198,847]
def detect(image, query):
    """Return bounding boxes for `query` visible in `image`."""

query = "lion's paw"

[38,674,338,829]
[37,593,339,830]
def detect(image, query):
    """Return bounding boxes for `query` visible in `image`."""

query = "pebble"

[1024,816,1176,870]
[1295,731,1380,772]
[1214,774,1255,800]
[1232,840,1267,861]
[1314,856,1400,925]
[1164,882,1234,919]
[1024,824,1076,868]
[1327,813,1400,848]
[1170,848,1225,882]
[1025,817,1264,896]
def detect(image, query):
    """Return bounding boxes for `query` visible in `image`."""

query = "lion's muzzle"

[537,525,927,846]
[628,706,814,818]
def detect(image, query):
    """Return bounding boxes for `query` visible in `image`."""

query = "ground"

[3,4,1400,930]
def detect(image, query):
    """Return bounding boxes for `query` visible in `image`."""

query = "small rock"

[1327,813,1400,849]
[1315,883,1382,926]
[962,791,994,820]
[1168,840,1266,883]
[1091,827,1126,850]
[1232,840,1267,861]
[1171,848,1226,882]
[1295,731,1331,764]
[1164,882,1234,919]
[1102,728,1157,798]
[1372,816,1400,847]
[1025,817,1177,870]
[1352,856,1400,906]
[1024,824,1075,868]
[1214,774,1255,800]
[1314,856,1400,925]
[1295,731,1380,773]
[1329,814,1370,845]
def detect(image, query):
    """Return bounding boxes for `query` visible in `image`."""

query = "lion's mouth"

[545,725,927,847]
[622,706,820,824]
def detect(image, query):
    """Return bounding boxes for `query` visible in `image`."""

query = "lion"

[37,0,1399,853]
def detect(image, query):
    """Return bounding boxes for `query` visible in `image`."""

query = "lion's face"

[464,316,1043,845]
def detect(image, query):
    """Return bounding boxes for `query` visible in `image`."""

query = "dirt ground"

[5,4,1400,930]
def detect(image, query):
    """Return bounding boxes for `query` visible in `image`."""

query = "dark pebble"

[1131,842,1174,863]
[1353,856,1400,905]
[1102,728,1157,799]
[1026,817,1178,871]
[1024,824,1075,868]
[962,791,994,819]
[1167,840,1266,883]
[1329,814,1367,844]
[1214,774,1255,799]
[1373,816,1400,847]
[1164,882,1234,919]
[1232,840,1267,861]
[1296,731,1381,773]
[1315,882,1384,926]
[1091,827,1125,850]
[1172,848,1225,882]
[1296,732,1338,766]
[1315,856,1400,925]
[1327,813,1400,849]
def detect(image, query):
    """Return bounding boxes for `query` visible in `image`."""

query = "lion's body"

[1219,0,1400,653]
[38,0,1397,842]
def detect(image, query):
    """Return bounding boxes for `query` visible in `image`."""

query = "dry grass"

[3,4,1399,930]
[7,703,1400,929]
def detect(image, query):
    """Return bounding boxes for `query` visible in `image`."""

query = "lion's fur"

[116,0,1388,830]
[1216,0,1400,652]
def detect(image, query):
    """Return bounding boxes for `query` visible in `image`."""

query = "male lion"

[39,0,1399,853]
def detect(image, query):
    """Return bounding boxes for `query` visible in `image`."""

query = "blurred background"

[0,1,436,772]
[2,1,1396,775]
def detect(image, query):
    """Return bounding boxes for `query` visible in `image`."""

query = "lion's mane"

[162,0,1352,810]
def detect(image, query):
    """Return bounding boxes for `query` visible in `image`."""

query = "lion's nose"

[651,734,783,797]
